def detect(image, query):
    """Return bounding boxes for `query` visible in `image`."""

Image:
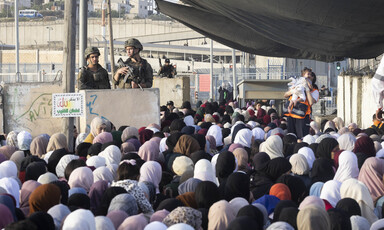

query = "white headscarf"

[184,115,194,127]
[75,133,89,148]
[334,151,359,183]
[266,222,295,230]
[337,132,356,151]
[6,131,18,147]
[99,145,122,166]
[17,130,32,150]
[302,134,315,144]
[0,177,20,207]
[86,156,106,169]
[95,216,115,230]
[260,135,283,159]
[37,172,58,184]
[298,147,316,169]
[56,155,79,178]
[252,127,265,140]
[93,166,114,183]
[289,153,309,175]
[159,137,168,153]
[340,178,378,224]
[0,160,18,179]
[320,180,341,207]
[206,125,223,147]
[48,204,71,230]
[144,221,167,230]
[139,161,162,193]
[350,215,370,230]
[90,117,106,138]
[62,209,96,230]
[234,128,252,148]
[194,159,218,185]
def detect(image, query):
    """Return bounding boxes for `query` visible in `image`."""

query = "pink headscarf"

[139,161,162,193]
[358,157,384,201]
[0,146,17,160]
[138,140,160,162]
[93,132,113,144]
[68,167,94,192]
[118,213,148,230]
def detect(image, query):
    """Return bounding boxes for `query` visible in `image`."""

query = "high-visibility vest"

[283,89,316,119]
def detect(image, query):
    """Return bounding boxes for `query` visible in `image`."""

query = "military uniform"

[158,64,176,78]
[113,58,153,89]
[78,64,111,89]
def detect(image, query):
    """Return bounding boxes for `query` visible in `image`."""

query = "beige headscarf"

[232,148,248,171]
[260,135,284,159]
[121,127,139,143]
[297,205,331,230]
[46,133,68,152]
[30,135,49,157]
[208,200,236,230]
[289,153,309,175]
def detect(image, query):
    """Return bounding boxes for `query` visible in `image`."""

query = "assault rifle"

[117,58,143,90]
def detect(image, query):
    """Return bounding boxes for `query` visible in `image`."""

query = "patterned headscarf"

[163,207,202,229]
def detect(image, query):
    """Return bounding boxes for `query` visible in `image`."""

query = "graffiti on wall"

[85,94,110,130]
[16,93,52,123]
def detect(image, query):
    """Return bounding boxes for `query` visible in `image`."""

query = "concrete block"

[79,88,160,133]
[152,76,190,108]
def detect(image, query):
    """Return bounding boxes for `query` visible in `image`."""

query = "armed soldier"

[77,47,111,89]
[158,58,177,78]
[113,38,153,89]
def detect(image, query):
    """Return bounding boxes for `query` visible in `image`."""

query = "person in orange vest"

[371,113,384,135]
[283,70,319,139]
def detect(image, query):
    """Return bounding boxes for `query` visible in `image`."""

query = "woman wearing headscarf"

[249,152,273,200]
[289,153,311,188]
[139,161,162,195]
[25,161,47,181]
[17,131,33,155]
[224,172,250,202]
[334,151,359,183]
[260,135,284,159]
[319,180,342,209]
[276,174,307,205]
[46,133,68,153]
[358,157,384,201]
[99,145,122,166]
[206,124,223,149]
[0,145,17,160]
[333,117,345,131]
[194,159,217,186]
[84,117,107,144]
[215,151,236,188]
[232,148,249,173]
[310,158,335,185]
[340,178,378,224]
[94,187,127,216]
[297,205,331,230]
[208,200,236,230]
[108,193,138,216]
[173,135,200,157]
[6,131,18,148]
[88,180,109,213]
[336,198,361,218]
[30,135,49,158]
[353,136,376,157]
[68,166,94,192]
[252,127,265,141]
[93,132,113,145]
[19,180,41,216]
[137,140,162,162]
[337,132,356,152]
[111,161,154,214]
[282,133,297,157]
[233,128,252,148]
[265,157,292,182]
[269,183,291,201]
[47,204,71,230]
[194,181,220,210]
[316,137,339,164]
[29,183,61,215]
[297,146,316,170]
[62,209,96,230]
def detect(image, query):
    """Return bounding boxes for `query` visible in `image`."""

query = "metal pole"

[107,0,115,78]
[232,49,237,101]
[101,0,108,69]
[210,39,213,100]
[15,0,19,75]
[63,0,76,152]
[79,0,88,68]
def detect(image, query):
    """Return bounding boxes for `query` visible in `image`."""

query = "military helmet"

[84,47,100,59]
[124,38,143,51]
[165,58,170,63]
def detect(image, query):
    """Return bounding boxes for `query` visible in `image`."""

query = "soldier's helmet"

[165,59,170,63]
[84,47,100,59]
[124,38,143,51]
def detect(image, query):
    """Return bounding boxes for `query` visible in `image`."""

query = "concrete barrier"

[79,88,160,133]
[153,76,190,107]
[337,75,375,129]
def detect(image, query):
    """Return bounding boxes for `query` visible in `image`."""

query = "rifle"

[159,58,162,69]
[117,58,143,90]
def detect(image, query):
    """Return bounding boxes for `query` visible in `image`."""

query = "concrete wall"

[79,88,160,133]
[3,82,65,136]
[152,76,190,108]
[337,75,375,129]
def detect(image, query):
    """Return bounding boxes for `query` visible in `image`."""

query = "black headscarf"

[87,143,102,156]
[327,208,352,230]
[356,152,370,169]
[265,157,292,182]
[222,128,231,139]
[28,211,55,230]
[165,132,183,152]
[76,142,92,157]
[231,124,248,143]
[293,142,309,154]
[237,205,264,228]
[190,150,212,165]
[276,174,307,205]
[68,193,91,211]
[227,216,262,230]
[191,134,206,151]
[252,152,270,172]
[216,151,236,184]
[64,159,86,181]
[25,161,47,181]
[47,148,68,175]
[20,155,45,172]
[224,172,250,201]
[278,207,299,229]
[94,187,127,216]
[310,158,335,185]
[50,180,70,205]
[283,134,297,157]
[335,198,361,218]
[181,126,195,135]
[156,198,185,212]
[309,143,319,155]
[272,200,298,223]
[195,181,220,209]
[169,119,186,133]
[316,137,339,160]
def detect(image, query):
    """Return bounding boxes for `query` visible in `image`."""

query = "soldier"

[158,58,177,78]
[78,47,111,89]
[113,38,153,89]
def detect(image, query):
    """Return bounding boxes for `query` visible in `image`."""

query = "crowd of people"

[1,97,384,230]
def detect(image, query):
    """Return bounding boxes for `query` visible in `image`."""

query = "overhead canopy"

[155,0,384,62]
